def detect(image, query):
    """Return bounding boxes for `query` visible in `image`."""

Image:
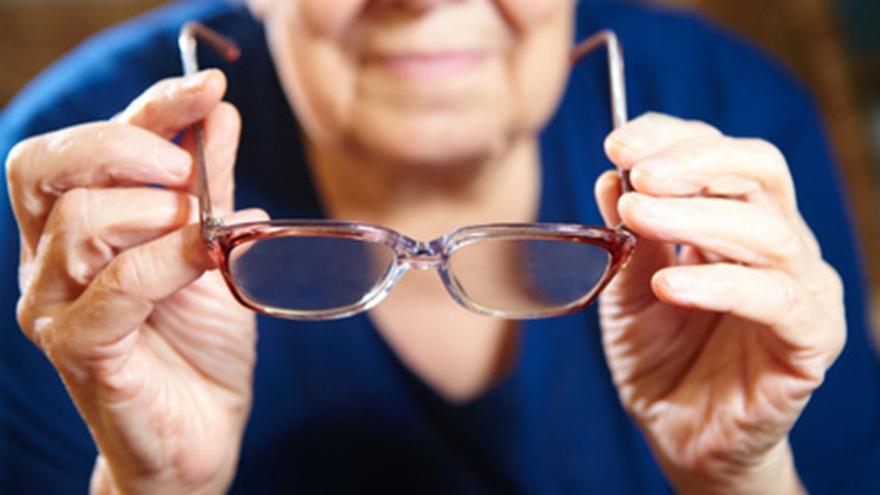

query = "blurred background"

[1,0,878,338]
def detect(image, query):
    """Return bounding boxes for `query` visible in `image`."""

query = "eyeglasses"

[178,22,636,321]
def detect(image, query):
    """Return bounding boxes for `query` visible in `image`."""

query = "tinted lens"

[447,238,611,315]
[229,235,396,313]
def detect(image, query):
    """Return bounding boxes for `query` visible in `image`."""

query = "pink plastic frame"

[178,22,637,321]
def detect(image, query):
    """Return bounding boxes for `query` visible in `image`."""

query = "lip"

[366,51,489,79]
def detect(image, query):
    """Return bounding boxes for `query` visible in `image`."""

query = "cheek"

[263,0,361,144]
[299,0,365,37]
[496,0,568,31]
[508,0,574,133]
[273,0,574,165]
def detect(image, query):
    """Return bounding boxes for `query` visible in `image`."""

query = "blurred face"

[254,0,574,167]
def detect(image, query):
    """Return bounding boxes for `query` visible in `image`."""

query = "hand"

[6,70,266,495]
[595,113,845,494]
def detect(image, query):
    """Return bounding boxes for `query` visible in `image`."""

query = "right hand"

[6,70,266,495]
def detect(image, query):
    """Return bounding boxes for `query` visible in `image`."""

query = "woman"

[1,0,878,493]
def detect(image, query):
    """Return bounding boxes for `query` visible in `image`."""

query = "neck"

[306,137,542,241]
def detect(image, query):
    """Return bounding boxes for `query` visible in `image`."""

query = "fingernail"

[633,158,700,193]
[606,129,646,164]
[181,70,213,90]
[165,147,192,178]
[617,191,640,212]
[620,192,657,213]
[636,157,674,181]
[619,193,690,245]
[629,167,654,191]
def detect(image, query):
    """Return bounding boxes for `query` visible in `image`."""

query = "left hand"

[595,113,846,494]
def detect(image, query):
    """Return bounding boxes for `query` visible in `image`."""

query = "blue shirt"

[2,1,879,493]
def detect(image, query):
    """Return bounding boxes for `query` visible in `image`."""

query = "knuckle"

[5,137,38,185]
[135,95,164,125]
[795,216,823,257]
[85,122,119,153]
[41,125,85,162]
[741,138,791,178]
[814,263,847,359]
[630,112,678,134]
[676,135,723,161]
[742,137,782,159]
[100,250,146,302]
[635,111,667,124]
[684,119,721,137]
[53,121,112,157]
[828,313,848,359]
[14,294,37,339]
[818,261,844,298]
[50,187,91,233]
[778,274,804,313]
[14,292,56,352]
[41,188,113,286]
[775,274,811,327]
[119,77,174,120]
[766,220,804,262]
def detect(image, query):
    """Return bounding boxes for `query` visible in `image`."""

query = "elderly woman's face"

[256,0,574,166]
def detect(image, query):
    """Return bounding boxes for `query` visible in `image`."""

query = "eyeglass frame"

[178,22,637,321]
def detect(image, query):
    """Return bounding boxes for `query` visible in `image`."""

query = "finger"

[179,102,240,212]
[114,69,227,139]
[49,208,269,356]
[618,193,809,269]
[628,136,796,209]
[604,112,722,169]
[595,169,623,226]
[652,263,846,366]
[622,133,820,259]
[17,188,201,330]
[678,244,709,266]
[6,122,192,255]
[594,169,675,309]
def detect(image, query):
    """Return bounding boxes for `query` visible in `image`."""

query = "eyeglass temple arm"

[178,22,241,239]
[572,30,633,194]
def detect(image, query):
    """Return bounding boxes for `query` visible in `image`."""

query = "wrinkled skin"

[596,113,844,493]
[8,71,265,494]
[5,0,846,493]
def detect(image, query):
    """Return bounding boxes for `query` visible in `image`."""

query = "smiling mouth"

[366,51,489,79]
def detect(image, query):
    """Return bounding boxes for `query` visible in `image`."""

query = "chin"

[350,107,512,170]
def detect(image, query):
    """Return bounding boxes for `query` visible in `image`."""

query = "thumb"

[594,171,673,309]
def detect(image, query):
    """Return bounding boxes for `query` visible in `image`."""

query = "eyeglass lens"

[447,238,611,315]
[229,236,397,312]
[227,234,612,317]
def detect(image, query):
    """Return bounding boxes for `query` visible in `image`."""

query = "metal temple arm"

[572,30,633,193]
[178,22,241,238]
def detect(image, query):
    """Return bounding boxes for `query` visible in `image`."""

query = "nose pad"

[407,242,443,270]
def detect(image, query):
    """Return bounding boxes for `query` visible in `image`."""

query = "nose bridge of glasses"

[403,240,445,270]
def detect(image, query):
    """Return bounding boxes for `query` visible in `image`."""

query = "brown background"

[2,0,878,336]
